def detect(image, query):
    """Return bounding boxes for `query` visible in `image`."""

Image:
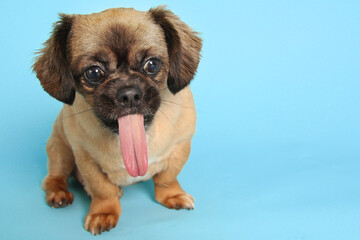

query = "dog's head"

[33,6,202,132]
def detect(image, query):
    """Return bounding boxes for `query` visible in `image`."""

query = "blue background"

[1,0,359,239]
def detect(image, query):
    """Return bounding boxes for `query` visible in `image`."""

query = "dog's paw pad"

[46,190,74,208]
[163,193,195,210]
[84,213,118,235]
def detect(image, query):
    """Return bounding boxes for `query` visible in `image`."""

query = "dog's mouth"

[91,83,161,177]
[104,113,154,177]
[100,113,153,133]
[117,114,148,177]
[95,111,154,177]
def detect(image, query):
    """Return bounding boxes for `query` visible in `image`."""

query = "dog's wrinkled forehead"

[69,8,168,69]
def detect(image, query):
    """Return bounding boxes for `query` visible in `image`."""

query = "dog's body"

[52,89,196,187]
[33,7,201,235]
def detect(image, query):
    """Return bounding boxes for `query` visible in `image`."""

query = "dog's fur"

[33,6,201,235]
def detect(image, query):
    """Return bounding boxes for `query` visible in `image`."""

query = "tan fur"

[43,86,196,234]
[36,6,201,235]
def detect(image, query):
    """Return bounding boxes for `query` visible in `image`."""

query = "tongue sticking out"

[118,114,148,177]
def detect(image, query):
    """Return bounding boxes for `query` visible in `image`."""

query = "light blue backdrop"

[0,0,359,239]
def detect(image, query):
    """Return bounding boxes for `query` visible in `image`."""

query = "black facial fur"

[104,25,132,69]
[93,77,161,133]
[72,24,164,133]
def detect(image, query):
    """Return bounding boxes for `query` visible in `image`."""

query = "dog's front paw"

[84,213,118,235]
[162,193,195,210]
[46,190,74,208]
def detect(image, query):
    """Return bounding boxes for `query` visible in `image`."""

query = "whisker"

[157,108,181,135]
[62,108,94,120]
[160,100,196,109]
[160,86,168,92]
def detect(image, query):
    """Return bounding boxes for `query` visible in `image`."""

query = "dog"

[33,6,202,235]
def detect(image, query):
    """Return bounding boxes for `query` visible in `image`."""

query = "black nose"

[116,87,143,108]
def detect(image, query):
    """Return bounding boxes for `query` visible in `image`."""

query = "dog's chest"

[103,156,165,186]
[91,135,167,186]
[69,108,179,187]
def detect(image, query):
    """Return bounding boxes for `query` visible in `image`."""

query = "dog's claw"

[46,190,74,208]
[84,213,118,235]
[162,193,195,210]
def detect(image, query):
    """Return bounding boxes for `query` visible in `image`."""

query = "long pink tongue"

[118,114,148,177]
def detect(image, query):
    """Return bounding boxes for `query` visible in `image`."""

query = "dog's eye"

[84,66,105,84]
[143,58,161,75]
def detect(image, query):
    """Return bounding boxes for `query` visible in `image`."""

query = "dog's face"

[33,7,202,133]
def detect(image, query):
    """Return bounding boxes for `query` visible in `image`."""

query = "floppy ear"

[33,14,75,105]
[149,6,202,94]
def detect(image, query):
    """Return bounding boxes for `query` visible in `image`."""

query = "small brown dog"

[33,6,201,235]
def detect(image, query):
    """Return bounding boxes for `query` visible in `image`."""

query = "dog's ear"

[33,14,75,105]
[149,6,202,94]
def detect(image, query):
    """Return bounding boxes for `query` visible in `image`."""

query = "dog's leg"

[42,119,75,208]
[153,140,194,210]
[74,150,121,235]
